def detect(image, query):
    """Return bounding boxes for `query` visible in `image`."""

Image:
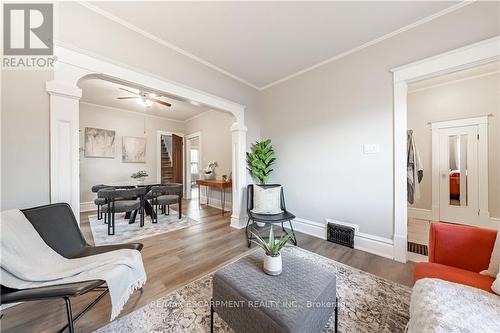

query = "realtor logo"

[3,3,53,56]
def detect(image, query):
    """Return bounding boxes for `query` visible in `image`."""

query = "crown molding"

[80,101,197,123]
[260,1,475,90]
[77,1,260,91]
[408,69,499,94]
[77,0,474,91]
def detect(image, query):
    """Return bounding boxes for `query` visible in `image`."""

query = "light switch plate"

[363,144,380,154]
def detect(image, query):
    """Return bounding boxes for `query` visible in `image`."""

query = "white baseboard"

[408,207,432,220]
[286,217,395,260]
[198,195,231,212]
[80,201,96,212]
[288,218,327,240]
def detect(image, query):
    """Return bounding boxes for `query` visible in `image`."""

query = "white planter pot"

[263,253,282,276]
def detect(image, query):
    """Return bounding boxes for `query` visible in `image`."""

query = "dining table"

[105,180,162,224]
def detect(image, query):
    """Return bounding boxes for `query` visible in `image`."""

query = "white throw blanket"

[0,209,147,321]
[408,278,500,332]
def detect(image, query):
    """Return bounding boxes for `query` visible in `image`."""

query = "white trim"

[185,132,202,200]
[408,207,432,221]
[430,116,490,227]
[290,218,327,240]
[325,218,394,259]
[49,46,247,229]
[283,217,395,259]
[77,1,260,91]
[408,69,499,94]
[261,1,473,90]
[392,36,500,262]
[80,101,186,123]
[80,201,96,212]
[78,1,472,91]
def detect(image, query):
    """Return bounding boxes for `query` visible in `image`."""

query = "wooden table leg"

[221,188,224,215]
[198,185,201,208]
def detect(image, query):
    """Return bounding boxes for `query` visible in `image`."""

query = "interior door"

[172,134,183,185]
[438,125,478,224]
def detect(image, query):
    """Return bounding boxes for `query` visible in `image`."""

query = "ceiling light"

[137,98,153,107]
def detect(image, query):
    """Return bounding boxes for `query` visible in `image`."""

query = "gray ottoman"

[212,250,337,333]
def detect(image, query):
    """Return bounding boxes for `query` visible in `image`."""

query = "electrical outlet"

[363,144,380,154]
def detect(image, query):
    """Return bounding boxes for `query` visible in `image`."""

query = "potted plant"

[251,227,293,276]
[247,139,276,227]
[131,170,148,185]
[203,161,218,180]
[246,139,275,184]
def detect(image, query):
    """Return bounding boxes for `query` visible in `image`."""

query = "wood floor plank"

[1,199,414,333]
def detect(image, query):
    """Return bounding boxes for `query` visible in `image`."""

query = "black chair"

[99,188,146,235]
[148,184,183,222]
[91,184,108,220]
[0,203,143,333]
[246,184,298,248]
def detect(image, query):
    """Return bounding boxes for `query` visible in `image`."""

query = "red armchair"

[414,222,497,293]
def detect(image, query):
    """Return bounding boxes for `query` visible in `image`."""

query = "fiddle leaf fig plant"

[246,139,275,184]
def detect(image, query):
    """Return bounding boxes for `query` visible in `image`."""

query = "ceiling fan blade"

[117,96,138,100]
[153,99,171,107]
[119,87,139,95]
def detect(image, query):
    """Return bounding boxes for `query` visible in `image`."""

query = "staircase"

[161,139,174,184]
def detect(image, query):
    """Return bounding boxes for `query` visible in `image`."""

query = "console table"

[196,179,232,215]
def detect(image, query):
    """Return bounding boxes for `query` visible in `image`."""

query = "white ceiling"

[80,78,209,121]
[87,1,459,89]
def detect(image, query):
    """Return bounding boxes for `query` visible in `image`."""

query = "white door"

[438,125,479,224]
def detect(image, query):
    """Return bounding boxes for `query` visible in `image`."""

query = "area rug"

[88,211,199,246]
[95,246,411,332]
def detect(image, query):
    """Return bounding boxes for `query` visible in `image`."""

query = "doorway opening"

[185,132,201,200]
[405,62,498,262]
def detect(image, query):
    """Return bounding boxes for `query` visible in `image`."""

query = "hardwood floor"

[1,200,415,333]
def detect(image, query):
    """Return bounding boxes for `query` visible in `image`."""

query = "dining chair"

[91,184,108,220]
[246,184,298,248]
[148,184,183,222]
[98,188,146,235]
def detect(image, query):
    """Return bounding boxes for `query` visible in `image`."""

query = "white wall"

[258,2,500,239]
[183,110,233,209]
[408,72,500,218]
[79,103,184,203]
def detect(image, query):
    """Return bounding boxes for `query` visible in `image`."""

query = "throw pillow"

[480,230,499,277]
[251,185,283,215]
[493,270,500,295]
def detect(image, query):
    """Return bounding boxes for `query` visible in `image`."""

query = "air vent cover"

[327,222,355,248]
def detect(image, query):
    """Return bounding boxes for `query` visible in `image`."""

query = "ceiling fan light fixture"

[137,98,153,107]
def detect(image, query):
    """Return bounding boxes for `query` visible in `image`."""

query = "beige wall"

[1,70,52,210]
[183,110,233,177]
[258,2,500,238]
[408,72,500,218]
[79,103,184,203]
[1,2,260,210]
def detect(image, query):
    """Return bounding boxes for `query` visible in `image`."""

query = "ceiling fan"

[116,87,171,108]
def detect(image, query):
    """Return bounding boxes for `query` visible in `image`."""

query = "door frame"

[431,116,489,225]
[185,132,202,200]
[47,45,248,229]
[156,130,185,190]
[391,35,499,262]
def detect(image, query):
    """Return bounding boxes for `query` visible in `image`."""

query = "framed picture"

[84,127,116,158]
[122,136,147,163]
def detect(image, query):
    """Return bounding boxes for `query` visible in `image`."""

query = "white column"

[46,81,82,224]
[393,80,408,263]
[230,122,248,229]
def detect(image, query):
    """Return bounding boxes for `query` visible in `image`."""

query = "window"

[190,148,199,174]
